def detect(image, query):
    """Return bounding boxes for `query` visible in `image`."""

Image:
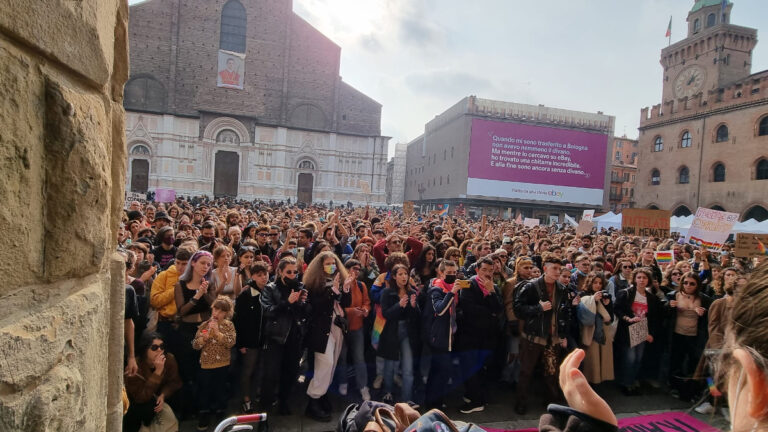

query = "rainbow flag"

[756,238,768,256]
[655,251,674,265]
[371,304,386,350]
[438,205,449,217]
[707,377,722,397]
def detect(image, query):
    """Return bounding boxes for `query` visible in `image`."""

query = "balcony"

[610,176,623,184]
[609,193,623,201]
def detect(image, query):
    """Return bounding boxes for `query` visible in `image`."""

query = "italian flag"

[665,16,672,38]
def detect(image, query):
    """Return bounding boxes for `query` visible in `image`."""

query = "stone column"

[0,0,129,431]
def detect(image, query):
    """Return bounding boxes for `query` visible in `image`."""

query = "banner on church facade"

[217,50,245,89]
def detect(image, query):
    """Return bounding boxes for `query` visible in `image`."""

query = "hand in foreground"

[124,356,138,376]
[154,393,165,413]
[559,349,617,427]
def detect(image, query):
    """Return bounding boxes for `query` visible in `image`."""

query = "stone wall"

[0,0,128,430]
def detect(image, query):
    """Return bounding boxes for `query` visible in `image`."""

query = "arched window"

[130,144,151,156]
[743,205,768,222]
[220,0,247,53]
[215,129,240,145]
[757,159,768,180]
[651,169,661,185]
[679,166,690,184]
[713,163,726,182]
[290,104,327,130]
[758,116,768,136]
[680,131,692,148]
[716,124,729,142]
[673,206,693,217]
[124,76,166,112]
[706,13,716,27]
[693,18,701,33]
[653,136,663,152]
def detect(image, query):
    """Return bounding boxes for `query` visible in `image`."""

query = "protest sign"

[403,201,414,217]
[655,251,674,266]
[548,215,559,225]
[734,233,768,258]
[686,207,739,250]
[523,217,540,228]
[576,220,594,236]
[628,319,649,348]
[621,209,671,237]
[155,188,176,203]
[581,209,595,221]
[124,191,146,209]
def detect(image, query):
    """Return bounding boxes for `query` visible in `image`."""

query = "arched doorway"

[130,159,149,193]
[297,173,313,204]
[673,205,692,217]
[214,151,239,197]
[743,205,768,222]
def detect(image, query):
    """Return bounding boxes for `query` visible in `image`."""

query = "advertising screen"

[467,118,608,205]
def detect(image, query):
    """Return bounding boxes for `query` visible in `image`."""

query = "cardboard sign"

[403,201,414,217]
[686,207,739,250]
[628,319,649,348]
[548,215,559,225]
[621,209,671,238]
[523,217,540,228]
[483,411,718,432]
[124,191,146,209]
[576,220,594,236]
[582,209,595,221]
[155,188,176,203]
[734,233,768,258]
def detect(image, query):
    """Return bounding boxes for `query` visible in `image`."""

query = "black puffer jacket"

[513,276,572,343]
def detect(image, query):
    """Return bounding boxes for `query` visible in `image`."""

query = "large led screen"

[467,118,608,205]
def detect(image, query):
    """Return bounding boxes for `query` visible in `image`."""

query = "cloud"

[358,34,384,53]
[404,70,496,99]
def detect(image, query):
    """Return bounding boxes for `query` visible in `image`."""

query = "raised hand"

[559,349,617,426]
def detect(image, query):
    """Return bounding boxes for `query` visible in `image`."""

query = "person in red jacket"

[373,232,423,270]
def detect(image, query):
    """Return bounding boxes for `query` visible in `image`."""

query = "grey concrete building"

[386,142,407,205]
[404,96,614,221]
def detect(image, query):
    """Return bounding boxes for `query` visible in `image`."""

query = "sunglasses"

[622,265,633,269]
[269,233,279,237]
[672,272,681,276]
[284,270,298,275]
[150,343,165,351]
[257,233,268,237]
[683,281,697,286]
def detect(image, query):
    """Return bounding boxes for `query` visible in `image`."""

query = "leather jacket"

[259,278,310,345]
[513,276,572,343]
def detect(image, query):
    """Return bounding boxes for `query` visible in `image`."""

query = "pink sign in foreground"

[468,119,608,189]
[482,412,719,432]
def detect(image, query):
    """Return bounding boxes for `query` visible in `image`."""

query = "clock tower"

[660,0,757,107]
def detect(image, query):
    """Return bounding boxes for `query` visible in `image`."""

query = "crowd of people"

[117,198,763,432]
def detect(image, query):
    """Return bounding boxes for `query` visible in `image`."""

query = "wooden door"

[130,159,149,193]
[297,173,313,204]
[214,151,239,197]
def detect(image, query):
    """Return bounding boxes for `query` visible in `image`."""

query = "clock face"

[674,66,706,98]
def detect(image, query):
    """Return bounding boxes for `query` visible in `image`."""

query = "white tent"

[564,214,578,227]
[594,212,622,231]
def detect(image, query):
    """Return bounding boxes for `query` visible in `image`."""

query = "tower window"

[758,116,768,136]
[693,18,701,33]
[653,136,663,152]
[713,163,726,182]
[716,125,729,142]
[757,159,768,180]
[220,0,247,53]
[681,131,692,148]
[678,166,690,184]
[651,169,661,186]
[706,13,716,28]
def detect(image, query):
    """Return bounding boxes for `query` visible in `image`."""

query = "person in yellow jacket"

[151,246,195,384]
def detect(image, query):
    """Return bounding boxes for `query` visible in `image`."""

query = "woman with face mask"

[259,257,309,416]
[152,226,177,270]
[302,251,352,422]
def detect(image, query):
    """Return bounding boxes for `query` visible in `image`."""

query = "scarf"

[475,277,491,297]
[432,279,457,334]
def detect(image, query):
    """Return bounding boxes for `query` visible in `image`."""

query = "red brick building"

[124,0,389,203]
[609,136,638,212]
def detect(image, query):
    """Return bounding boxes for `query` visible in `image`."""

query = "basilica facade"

[125,0,389,205]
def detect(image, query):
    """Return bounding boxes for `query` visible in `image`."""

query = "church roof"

[691,0,729,13]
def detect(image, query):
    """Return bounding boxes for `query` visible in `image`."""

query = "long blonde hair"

[302,251,348,294]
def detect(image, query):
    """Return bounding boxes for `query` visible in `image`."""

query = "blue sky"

[128,0,768,158]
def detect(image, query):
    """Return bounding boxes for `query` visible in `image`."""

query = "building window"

[694,18,701,33]
[443,149,447,160]
[124,76,166,112]
[615,151,621,161]
[679,166,690,184]
[447,175,450,184]
[757,159,768,180]
[651,169,660,185]
[706,13,716,27]
[439,176,443,185]
[653,136,663,152]
[716,124,729,142]
[759,116,768,136]
[220,0,247,53]
[713,163,726,182]
[681,131,692,148]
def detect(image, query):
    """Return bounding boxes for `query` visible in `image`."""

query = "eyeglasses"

[671,272,681,276]
[622,265,633,269]
[257,233,268,237]
[284,270,298,275]
[150,343,165,351]
[682,281,697,286]
[269,233,279,237]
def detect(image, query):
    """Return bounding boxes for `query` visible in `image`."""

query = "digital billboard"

[467,118,609,205]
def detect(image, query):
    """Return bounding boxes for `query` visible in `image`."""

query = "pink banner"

[468,119,608,189]
[482,412,718,432]
[155,188,176,203]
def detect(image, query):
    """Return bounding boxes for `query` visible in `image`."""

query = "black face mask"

[444,274,457,284]
[284,276,299,290]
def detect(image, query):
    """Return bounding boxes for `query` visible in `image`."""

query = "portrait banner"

[217,50,245,89]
